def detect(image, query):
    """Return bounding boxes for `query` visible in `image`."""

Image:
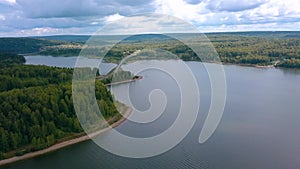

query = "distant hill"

[206,31,300,39]
[35,31,300,40]
[0,38,65,54]
[0,31,299,67]
[33,35,91,43]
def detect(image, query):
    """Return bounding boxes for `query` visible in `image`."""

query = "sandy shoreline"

[0,108,132,167]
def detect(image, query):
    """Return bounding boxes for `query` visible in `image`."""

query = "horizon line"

[0,30,299,38]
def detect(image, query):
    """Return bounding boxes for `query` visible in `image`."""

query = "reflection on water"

[2,59,300,169]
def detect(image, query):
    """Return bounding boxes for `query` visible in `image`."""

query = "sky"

[0,0,299,36]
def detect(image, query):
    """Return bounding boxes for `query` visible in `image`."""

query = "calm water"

[25,55,116,75]
[3,57,300,169]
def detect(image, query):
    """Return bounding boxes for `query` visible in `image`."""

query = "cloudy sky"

[0,0,299,36]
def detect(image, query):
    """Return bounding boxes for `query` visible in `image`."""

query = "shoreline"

[0,107,132,167]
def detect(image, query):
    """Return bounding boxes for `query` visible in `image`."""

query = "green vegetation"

[0,32,299,68]
[0,53,119,159]
[0,53,25,66]
[0,37,82,56]
[99,33,300,68]
[208,33,300,67]
[0,38,65,54]
[276,58,300,68]
[39,44,82,56]
[101,68,134,84]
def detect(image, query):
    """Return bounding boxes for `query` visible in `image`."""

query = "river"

[2,56,300,169]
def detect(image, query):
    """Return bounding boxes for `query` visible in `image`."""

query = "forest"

[0,32,299,68]
[99,33,300,68]
[0,53,119,160]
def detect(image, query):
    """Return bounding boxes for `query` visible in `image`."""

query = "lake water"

[2,56,300,169]
[24,55,116,75]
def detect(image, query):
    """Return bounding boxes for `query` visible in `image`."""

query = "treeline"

[0,65,73,92]
[276,58,300,68]
[0,54,119,159]
[1,33,299,68]
[39,45,82,57]
[221,55,271,65]
[96,33,299,68]
[39,48,81,57]
[0,53,25,67]
[208,34,300,59]
[0,38,65,54]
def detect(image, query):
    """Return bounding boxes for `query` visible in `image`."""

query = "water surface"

[3,58,300,169]
[25,55,116,75]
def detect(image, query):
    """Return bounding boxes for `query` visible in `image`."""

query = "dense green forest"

[0,53,25,67]
[0,38,67,54]
[0,32,299,68]
[0,53,119,160]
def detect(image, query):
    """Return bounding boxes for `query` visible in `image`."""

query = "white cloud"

[0,15,5,20]
[98,15,200,35]
[207,0,266,12]
[154,0,208,23]
[0,0,16,5]
[18,27,60,36]
[198,22,300,32]
[247,0,300,18]
[32,27,55,34]
[153,0,300,30]
[104,13,124,24]
[90,22,98,25]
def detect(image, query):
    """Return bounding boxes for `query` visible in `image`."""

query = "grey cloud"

[184,0,203,5]
[0,2,20,14]
[0,0,299,36]
[17,0,155,18]
[207,0,266,12]
[238,14,300,25]
[0,12,100,31]
[17,0,103,18]
[110,0,153,6]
